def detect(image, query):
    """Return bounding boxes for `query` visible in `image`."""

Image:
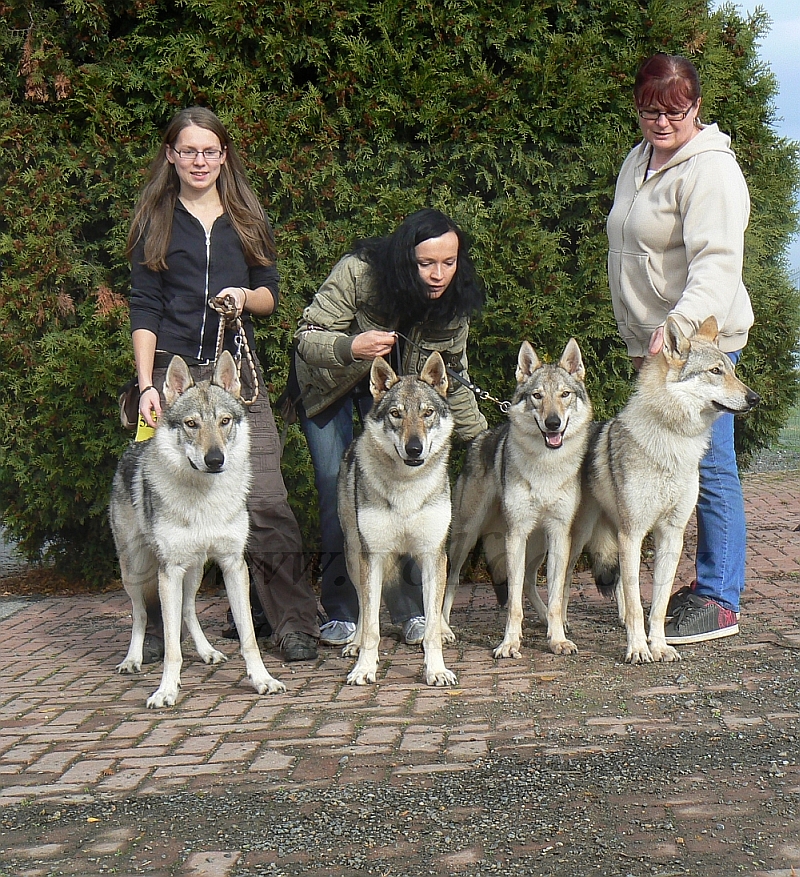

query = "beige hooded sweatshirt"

[607,123,754,357]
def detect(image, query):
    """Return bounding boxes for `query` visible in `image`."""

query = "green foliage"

[1,0,798,584]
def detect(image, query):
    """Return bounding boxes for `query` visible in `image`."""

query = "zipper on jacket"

[196,227,212,361]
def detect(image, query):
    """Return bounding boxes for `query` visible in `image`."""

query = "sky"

[722,0,800,275]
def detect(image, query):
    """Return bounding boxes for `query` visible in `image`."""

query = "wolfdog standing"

[110,352,285,708]
[338,351,456,687]
[443,339,593,658]
[571,316,759,664]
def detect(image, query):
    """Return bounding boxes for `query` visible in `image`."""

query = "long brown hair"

[126,107,276,270]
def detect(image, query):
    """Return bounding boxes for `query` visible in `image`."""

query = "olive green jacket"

[294,254,487,441]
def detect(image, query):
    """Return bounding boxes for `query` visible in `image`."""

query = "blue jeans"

[299,395,425,624]
[694,350,746,613]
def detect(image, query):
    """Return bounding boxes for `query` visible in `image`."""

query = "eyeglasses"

[171,147,225,162]
[638,106,695,122]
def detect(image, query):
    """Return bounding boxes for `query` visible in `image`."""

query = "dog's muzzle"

[540,417,566,450]
[403,437,425,466]
[190,448,225,473]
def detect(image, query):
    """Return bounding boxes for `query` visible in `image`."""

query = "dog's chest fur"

[341,441,450,555]
[121,437,250,563]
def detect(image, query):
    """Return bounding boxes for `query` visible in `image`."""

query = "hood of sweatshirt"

[631,123,737,185]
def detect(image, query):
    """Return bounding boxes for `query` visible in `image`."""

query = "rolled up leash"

[208,293,260,407]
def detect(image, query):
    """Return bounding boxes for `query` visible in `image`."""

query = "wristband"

[139,385,156,396]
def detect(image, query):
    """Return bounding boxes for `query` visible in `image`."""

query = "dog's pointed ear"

[662,316,691,362]
[212,351,242,399]
[164,356,194,406]
[558,338,585,381]
[694,315,720,343]
[419,351,448,398]
[516,340,541,383]
[370,356,400,402]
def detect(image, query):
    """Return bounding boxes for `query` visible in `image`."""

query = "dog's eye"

[390,408,402,418]
[532,392,543,400]
[561,391,571,399]
[710,366,722,375]
[184,419,197,429]
[220,416,232,426]
[423,407,435,418]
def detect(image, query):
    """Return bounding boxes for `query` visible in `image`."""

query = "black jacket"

[130,200,280,361]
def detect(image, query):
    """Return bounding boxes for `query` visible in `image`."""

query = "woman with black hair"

[294,209,487,647]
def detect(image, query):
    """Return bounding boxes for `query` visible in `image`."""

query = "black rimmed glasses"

[638,105,696,122]
[171,147,225,162]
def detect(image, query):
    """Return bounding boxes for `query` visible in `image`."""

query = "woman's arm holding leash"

[133,328,161,428]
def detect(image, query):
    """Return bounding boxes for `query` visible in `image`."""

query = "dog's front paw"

[625,643,654,665]
[426,667,457,687]
[649,642,681,663]
[146,686,179,708]
[199,647,228,665]
[493,639,522,659]
[549,638,578,656]
[250,672,286,695]
[117,658,142,674]
[346,663,377,685]
[440,621,456,644]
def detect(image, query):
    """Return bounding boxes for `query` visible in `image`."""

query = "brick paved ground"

[0,471,798,877]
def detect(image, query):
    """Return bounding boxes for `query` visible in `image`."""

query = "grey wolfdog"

[561,316,760,665]
[338,351,456,687]
[443,339,593,658]
[110,352,285,708]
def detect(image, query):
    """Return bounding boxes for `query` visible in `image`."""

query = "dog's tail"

[587,518,619,599]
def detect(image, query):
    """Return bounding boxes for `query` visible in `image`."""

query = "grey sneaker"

[664,593,739,645]
[666,584,696,618]
[319,619,356,646]
[402,615,426,645]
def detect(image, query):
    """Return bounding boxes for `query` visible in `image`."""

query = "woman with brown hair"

[126,106,319,662]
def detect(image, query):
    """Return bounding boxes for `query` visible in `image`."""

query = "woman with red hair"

[607,54,754,645]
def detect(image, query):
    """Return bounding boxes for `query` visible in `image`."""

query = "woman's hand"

[351,330,397,361]
[215,286,247,316]
[632,325,666,371]
[138,386,162,429]
[648,325,665,355]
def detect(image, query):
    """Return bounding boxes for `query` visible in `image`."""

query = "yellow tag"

[135,414,156,442]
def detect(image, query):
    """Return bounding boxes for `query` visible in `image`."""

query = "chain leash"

[208,294,259,406]
[392,331,511,415]
[297,324,511,414]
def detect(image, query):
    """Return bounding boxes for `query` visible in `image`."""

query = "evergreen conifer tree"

[1,1,797,583]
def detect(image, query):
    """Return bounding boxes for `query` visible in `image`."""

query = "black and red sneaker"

[664,593,739,644]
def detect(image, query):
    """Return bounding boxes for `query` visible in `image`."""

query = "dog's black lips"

[404,458,425,467]
[712,401,746,413]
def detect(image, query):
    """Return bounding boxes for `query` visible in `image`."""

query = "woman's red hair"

[634,53,701,111]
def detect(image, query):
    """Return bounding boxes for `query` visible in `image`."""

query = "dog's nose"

[746,389,761,409]
[544,414,562,432]
[204,448,225,471]
[405,437,423,459]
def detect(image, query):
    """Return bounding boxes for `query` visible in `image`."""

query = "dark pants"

[146,357,319,644]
